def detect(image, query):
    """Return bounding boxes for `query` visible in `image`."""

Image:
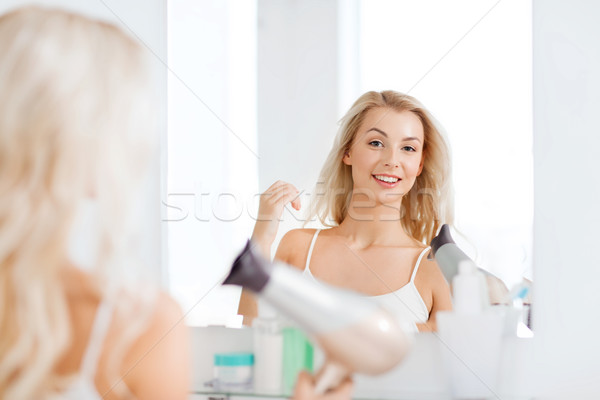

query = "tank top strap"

[304,229,322,272]
[410,246,431,283]
[79,296,115,380]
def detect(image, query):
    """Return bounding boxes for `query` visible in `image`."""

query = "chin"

[376,192,404,206]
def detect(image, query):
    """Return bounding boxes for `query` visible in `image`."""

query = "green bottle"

[282,326,314,395]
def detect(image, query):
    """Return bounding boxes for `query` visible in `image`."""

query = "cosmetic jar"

[213,352,254,391]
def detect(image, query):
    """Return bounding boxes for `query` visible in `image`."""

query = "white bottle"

[252,300,283,394]
[452,261,486,314]
[437,261,504,399]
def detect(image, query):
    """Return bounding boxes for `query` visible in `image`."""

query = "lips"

[373,174,401,184]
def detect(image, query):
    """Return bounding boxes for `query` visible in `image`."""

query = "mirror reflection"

[165,0,533,328]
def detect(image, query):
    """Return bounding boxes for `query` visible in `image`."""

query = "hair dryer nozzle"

[222,241,271,293]
[430,224,455,255]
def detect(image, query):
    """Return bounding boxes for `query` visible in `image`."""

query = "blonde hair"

[0,6,156,398]
[308,90,454,244]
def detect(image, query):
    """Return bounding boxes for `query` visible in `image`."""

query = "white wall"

[257,0,341,200]
[533,0,600,396]
[257,0,359,257]
[0,0,167,281]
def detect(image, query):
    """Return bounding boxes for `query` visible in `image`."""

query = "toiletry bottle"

[437,261,504,399]
[452,261,488,312]
[252,300,283,394]
[282,324,314,395]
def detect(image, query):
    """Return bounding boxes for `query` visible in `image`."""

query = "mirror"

[165,0,533,327]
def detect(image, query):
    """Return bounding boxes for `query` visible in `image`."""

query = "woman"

[240,90,454,332]
[0,7,352,400]
[0,7,189,399]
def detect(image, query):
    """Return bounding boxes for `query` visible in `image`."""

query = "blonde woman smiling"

[240,91,454,332]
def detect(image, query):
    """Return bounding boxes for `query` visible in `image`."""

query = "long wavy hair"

[308,90,454,244]
[0,7,156,398]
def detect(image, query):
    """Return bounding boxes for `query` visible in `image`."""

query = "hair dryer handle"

[314,360,350,395]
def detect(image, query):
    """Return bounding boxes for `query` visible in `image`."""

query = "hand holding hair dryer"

[223,241,410,394]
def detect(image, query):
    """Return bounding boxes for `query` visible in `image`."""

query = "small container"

[253,317,284,394]
[213,352,254,391]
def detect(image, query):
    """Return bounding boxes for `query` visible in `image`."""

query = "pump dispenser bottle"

[452,261,487,312]
[437,261,504,399]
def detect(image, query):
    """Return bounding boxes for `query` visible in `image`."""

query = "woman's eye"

[402,146,416,152]
[369,140,383,147]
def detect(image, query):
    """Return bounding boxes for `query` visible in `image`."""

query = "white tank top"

[302,229,430,333]
[52,298,114,400]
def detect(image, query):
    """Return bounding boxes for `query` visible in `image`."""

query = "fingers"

[290,195,301,211]
[291,371,313,400]
[270,189,301,210]
[264,180,298,197]
[321,377,353,400]
[331,377,354,400]
[292,371,353,400]
[264,180,296,194]
[262,180,301,210]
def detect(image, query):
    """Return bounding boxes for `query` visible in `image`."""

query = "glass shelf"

[191,389,286,398]
[190,389,455,400]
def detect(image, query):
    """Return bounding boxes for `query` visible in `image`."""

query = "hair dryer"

[223,241,411,394]
[430,224,508,304]
[430,224,474,283]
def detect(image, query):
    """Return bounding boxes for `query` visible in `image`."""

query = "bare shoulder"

[127,291,187,353]
[275,228,319,269]
[122,291,190,400]
[414,253,449,288]
[147,291,185,329]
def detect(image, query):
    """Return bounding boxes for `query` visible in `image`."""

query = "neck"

[338,193,416,248]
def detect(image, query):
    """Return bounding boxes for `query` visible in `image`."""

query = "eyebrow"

[367,128,388,137]
[366,128,422,143]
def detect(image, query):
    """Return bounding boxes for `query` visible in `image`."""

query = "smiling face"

[343,107,425,204]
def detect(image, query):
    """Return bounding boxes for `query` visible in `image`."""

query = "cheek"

[350,150,375,170]
[348,152,377,184]
[407,157,423,175]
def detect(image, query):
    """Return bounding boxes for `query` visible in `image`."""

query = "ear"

[417,156,424,176]
[342,150,352,166]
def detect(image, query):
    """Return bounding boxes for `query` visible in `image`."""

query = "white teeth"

[374,175,399,183]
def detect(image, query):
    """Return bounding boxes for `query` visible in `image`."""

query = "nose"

[384,149,400,168]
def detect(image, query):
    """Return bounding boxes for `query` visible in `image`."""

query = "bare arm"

[237,228,308,326]
[237,180,301,326]
[237,289,258,326]
[416,260,452,332]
